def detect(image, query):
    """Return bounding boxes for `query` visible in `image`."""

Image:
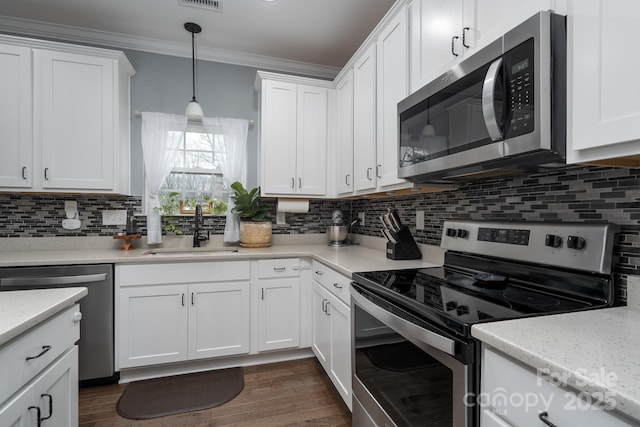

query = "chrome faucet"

[193,204,210,247]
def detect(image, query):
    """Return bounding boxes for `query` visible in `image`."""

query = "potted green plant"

[230,181,272,247]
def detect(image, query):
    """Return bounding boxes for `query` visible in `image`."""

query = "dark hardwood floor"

[79,357,352,426]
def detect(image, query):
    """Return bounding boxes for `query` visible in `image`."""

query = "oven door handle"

[351,287,456,356]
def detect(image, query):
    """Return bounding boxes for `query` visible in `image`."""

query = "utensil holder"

[386,227,422,260]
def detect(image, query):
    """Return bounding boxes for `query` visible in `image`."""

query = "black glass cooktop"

[352,265,606,337]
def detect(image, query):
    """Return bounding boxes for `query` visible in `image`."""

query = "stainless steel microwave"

[398,11,566,182]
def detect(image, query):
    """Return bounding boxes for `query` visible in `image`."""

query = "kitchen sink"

[142,247,239,256]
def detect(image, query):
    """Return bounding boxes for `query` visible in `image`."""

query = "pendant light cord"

[191,30,196,102]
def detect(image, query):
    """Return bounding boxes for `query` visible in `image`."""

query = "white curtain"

[202,117,248,242]
[141,112,188,244]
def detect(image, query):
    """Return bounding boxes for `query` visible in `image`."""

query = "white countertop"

[472,307,640,422]
[0,287,88,346]
[0,242,442,277]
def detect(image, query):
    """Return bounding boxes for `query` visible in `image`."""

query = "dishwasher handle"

[0,273,108,287]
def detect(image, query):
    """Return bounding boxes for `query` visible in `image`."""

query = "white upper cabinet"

[463,0,559,55]
[36,50,116,190]
[0,44,32,188]
[257,72,330,197]
[410,0,558,93]
[0,35,134,194]
[335,69,354,195]
[353,44,378,192]
[410,0,465,92]
[566,0,640,164]
[376,6,409,188]
[297,84,328,195]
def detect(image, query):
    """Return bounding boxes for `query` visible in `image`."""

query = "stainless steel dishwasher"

[0,264,116,385]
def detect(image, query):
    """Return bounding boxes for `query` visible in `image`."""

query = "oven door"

[351,283,476,427]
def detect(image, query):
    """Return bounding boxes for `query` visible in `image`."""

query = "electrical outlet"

[416,210,425,230]
[102,210,127,226]
[358,212,365,226]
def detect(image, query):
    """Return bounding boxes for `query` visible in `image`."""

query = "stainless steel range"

[351,220,618,427]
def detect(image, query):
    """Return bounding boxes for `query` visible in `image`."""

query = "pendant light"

[185,22,204,120]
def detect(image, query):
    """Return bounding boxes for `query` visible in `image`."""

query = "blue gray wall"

[122,49,261,195]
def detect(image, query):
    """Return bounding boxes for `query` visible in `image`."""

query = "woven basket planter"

[239,221,272,248]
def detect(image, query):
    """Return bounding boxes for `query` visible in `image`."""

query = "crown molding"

[0,15,341,79]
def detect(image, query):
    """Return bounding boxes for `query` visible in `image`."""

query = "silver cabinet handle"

[451,36,459,56]
[538,412,558,427]
[291,177,295,188]
[191,292,194,305]
[181,293,185,306]
[44,168,49,180]
[261,288,265,300]
[26,345,52,361]
[298,177,302,188]
[376,164,382,178]
[315,270,323,275]
[273,267,286,272]
[1,273,107,287]
[462,27,471,48]
[345,174,350,185]
[366,167,372,180]
[482,56,505,142]
[333,283,343,289]
[22,166,27,180]
[325,301,331,316]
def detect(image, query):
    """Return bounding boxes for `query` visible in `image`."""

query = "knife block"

[386,227,422,260]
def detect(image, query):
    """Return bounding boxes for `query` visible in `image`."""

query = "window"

[157,124,229,216]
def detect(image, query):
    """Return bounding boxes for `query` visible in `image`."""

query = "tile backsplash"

[0,164,638,303]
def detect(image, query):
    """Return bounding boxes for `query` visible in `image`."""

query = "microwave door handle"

[482,57,504,142]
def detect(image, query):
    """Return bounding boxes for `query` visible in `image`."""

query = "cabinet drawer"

[118,261,250,286]
[257,258,300,279]
[482,347,635,427]
[0,304,80,404]
[312,260,350,305]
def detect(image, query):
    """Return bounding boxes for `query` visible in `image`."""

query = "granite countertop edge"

[0,244,442,277]
[0,287,88,347]
[471,307,640,422]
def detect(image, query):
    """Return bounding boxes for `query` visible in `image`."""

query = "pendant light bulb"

[185,22,203,120]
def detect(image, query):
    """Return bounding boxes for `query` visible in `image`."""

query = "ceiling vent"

[178,0,222,12]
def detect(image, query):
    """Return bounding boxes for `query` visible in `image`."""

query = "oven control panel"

[477,228,530,246]
[441,220,619,275]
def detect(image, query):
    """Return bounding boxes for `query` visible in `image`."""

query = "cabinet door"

[311,282,331,368]
[0,44,32,188]
[567,0,640,161]
[410,0,464,92]
[335,70,354,195]
[0,346,78,427]
[188,281,250,360]
[119,285,188,368]
[257,277,300,351]
[261,79,298,195]
[327,296,352,410]
[462,0,555,54]
[296,84,327,195]
[35,50,115,190]
[377,6,409,188]
[353,44,377,192]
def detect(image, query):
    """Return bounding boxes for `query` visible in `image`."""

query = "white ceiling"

[0,0,396,78]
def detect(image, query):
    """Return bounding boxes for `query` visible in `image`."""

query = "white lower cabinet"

[311,261,352,410]
[481,346,638,427]
[117,262,251,369]
[0,347,78,427]
[256,259,301,351]
[0,305,81,427]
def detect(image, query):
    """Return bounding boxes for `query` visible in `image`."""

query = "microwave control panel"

[504,38,534,139]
